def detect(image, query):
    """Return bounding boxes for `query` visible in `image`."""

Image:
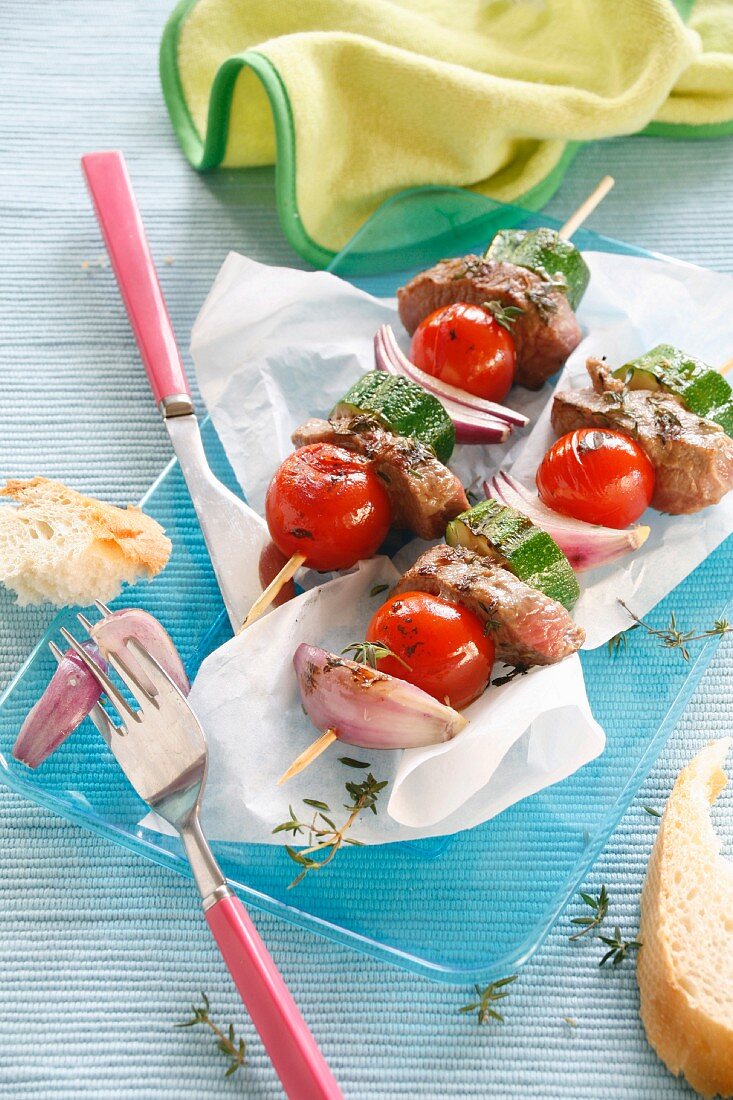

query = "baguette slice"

[638,738,733,1099]
[0,477,171,607]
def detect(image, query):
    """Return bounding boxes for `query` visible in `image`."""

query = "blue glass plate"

[0,192,730,984]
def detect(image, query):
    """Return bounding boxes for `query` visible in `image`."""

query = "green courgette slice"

[614,344,733,437]
[332,371,455,464]
[446,497,580,610]
[486,227,590,311]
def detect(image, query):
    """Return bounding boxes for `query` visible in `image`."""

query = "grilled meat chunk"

[552,358,733,515]
[292,416,469,540]
[392,544,584,667]
[397,256,582,390]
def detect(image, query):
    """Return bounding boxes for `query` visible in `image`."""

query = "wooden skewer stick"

[278,728,338,785]
[559,175,615,239]
[238,552,307,633]
[719,358,733,375]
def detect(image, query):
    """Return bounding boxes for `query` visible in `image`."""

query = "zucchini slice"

[614,344,733,437]
[486,227,590,311]
[446,498,580,610]
[332,371,455,464]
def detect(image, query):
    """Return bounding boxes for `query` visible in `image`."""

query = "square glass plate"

[0,192,730,984]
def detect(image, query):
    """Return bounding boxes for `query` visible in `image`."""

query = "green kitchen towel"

[160,0,731,267]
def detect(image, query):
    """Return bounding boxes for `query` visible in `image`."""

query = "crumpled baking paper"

[504,252,733,647]
[142,248,733,843]
[143,556,603,843]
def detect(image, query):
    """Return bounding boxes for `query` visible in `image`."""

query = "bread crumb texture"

[0,477,171,607]
[638,738,733,1099]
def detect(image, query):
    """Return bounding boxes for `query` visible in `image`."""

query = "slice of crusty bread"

[0,477,171,607]
[637,738,733,1099]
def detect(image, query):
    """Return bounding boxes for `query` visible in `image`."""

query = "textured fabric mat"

[0,2,732,1097]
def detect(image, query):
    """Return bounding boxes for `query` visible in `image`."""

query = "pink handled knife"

[80,154,343,1098]
[81,150,268,633]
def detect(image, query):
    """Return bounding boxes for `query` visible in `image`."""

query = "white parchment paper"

[140,249,733,843]
[143,557,602,843]
[504,252,733,647]
[191,251,733,649]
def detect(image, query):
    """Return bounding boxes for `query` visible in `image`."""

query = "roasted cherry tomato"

[365,590,495,710]
[265,443,392,571]
[536,428,655,528]
[410,302,516,403]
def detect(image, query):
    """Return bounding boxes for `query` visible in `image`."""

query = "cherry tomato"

[365,590,495,710]
[265,443,392,571]
[410,302,516,402]
[536,428,655,528]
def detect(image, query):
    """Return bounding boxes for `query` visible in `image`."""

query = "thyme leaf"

[481,300,525,332]
[369,584,389,598]
[643,805,662,818]
[342,640,411,671]
[459,976,517,1025]
[175,993,246,1077]
[569,885,609,941]
[598,927,642,967]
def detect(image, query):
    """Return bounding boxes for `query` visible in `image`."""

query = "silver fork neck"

[178,815,230,908]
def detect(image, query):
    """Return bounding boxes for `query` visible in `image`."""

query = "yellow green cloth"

[160,0,733,266]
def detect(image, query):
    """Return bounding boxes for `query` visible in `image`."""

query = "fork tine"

[86,703,119,748]
[76,612,94,633]
[125,637,186,704]
[49,639,120,745]
[94,600,113,618]
[59,627,138,725]
[104,648,158,713]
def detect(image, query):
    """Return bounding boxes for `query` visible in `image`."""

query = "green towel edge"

[643,118,733,137]
[159,0,582,267]
[160,0,729,268]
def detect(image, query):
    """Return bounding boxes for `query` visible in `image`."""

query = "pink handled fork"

[57,613,343,1100]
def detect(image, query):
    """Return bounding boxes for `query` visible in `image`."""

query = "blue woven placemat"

[1,2,732,1096]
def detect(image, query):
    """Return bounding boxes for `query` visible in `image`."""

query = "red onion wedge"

[13,642,108,769]
[295,643,467,750]
[374,324,529,443]
[486,471,650,572]
[91,607,189,697]
[13,607,189,770]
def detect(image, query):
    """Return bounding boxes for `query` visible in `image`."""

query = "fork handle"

[81,150,193,413]
[205,893,343,1100]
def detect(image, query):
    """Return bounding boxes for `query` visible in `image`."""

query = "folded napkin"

[160,0,727,265]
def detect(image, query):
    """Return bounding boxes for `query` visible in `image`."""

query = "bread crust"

[0,477,170,577]
[637,739,733,1099]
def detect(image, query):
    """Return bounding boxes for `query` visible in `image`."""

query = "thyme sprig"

[568,885,609,941]
[618,600,732,661]
[459,976,517,1025]
[598,927,642,967]
[175,993,246,1077]
[341,640,411,671]
[273,763,388,888]
[482,300,524,332]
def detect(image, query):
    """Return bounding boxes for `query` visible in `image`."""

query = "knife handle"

[81,151,193,415]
